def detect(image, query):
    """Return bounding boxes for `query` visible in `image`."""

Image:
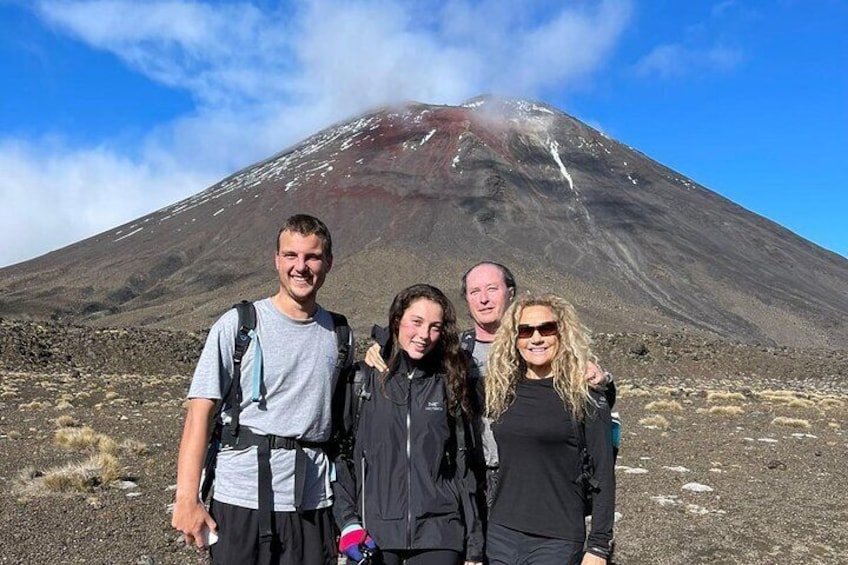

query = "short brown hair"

[276,214,333,257]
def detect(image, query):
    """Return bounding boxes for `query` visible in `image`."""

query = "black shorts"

[486,522,583,565]
[209,499,337,565]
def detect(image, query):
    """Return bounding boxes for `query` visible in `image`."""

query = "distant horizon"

[2,1,846,266]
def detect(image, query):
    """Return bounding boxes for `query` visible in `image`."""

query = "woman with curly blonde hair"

[484,295,615,565]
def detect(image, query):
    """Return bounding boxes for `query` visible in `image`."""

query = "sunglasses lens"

[537,322,558,336]
[517,322,558,338]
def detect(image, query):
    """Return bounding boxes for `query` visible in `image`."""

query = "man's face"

[464,264,513,329]
[274,230,332,305]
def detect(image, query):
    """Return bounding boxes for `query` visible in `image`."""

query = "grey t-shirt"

[189,298,352,511]
[469,339,499,468]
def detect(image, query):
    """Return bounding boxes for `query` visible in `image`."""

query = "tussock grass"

[119,439,148,456]
[771,416,812,430]
[40,453,122,493]
[54,426,100,451]
[786,398,816,409]
[617,384,653,398]
[18,401,48,410]
[706,391,746,403]
[709,405,744,416]
[97,435,119,456]
[54,415,78,428]
[818,398,845,409]
[639,415,670,429]
[645,400,683,413]
[55,399,74,410]
[758,390,800,404]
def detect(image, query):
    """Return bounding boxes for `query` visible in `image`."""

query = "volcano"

[2,97,846,348]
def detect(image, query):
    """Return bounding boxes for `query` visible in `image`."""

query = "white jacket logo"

[425,401,444,411]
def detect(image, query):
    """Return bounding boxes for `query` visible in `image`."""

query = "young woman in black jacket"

[333,284,483,565]
[485,295,615,565]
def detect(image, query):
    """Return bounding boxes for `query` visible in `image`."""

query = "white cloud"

[0,137,211,267]
[634,42,744,78]
[1,0,633,266]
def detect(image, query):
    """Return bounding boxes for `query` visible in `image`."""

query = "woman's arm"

[455,412,485,562]
[584,391,616,560]
[331,364,366,530]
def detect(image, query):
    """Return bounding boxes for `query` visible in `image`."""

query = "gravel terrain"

[1,322,846,564]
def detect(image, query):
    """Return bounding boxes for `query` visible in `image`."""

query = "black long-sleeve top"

[489,378,615,556]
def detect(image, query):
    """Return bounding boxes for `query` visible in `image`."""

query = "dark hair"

[276,214,333,257]
[460,261,517,297]
[383,284,470,415]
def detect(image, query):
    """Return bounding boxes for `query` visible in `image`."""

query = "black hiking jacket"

[332,357,483,561]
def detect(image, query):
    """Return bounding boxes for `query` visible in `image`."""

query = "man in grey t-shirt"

[172,214,352,565]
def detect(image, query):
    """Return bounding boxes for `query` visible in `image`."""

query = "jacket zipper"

[406,369,414,549]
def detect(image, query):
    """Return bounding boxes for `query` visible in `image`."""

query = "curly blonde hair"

[485,294,595,421]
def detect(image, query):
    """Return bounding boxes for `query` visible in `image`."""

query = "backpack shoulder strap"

[226,300,257,435]
[460,330,476,355]
[573,409,600,493]
[351,364,373,439]
[329,311,352,375]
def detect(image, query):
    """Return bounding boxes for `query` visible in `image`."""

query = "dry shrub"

[55,399,74,410]
[119,439,148,456]
[818,398,845,409]
[758,390,799,404]
[1,390,18,398]
[40,453,122,493]
[786,398,816,409]
[645,400,683,413]
[706,391,746,403]
[709,405,744,416]
[97,435,119,456]
[19,401,48,411]
[74,392,91,400]
[617,384,652,398]
[639,415,670,429]
[54,415,78,428]
[104,391,120,401]
[771,416,811,430]
[54,426,99,451]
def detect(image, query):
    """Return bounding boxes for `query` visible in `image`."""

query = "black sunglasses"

[517,321,558,339]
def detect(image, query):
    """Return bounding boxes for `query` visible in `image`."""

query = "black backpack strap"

[574,411,600,490]
[329,312,352,376]
[460,329,476,355]
[351,364,373,441]
[227,300,257,436]
[199,300,256,503]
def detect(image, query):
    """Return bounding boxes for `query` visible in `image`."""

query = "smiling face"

[464,263,514,337]
[274,230,332,312]
[516,305,560,379]
[397,297,444,361]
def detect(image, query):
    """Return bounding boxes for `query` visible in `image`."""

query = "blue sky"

[1,0,845,267]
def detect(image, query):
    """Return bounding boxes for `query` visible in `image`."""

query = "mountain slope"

[2,97,846,347]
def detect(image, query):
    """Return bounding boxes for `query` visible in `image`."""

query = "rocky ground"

[0,320,846,564]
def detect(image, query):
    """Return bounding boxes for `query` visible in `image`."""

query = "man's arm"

[585,362,616,409]
[172,398,217,549]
